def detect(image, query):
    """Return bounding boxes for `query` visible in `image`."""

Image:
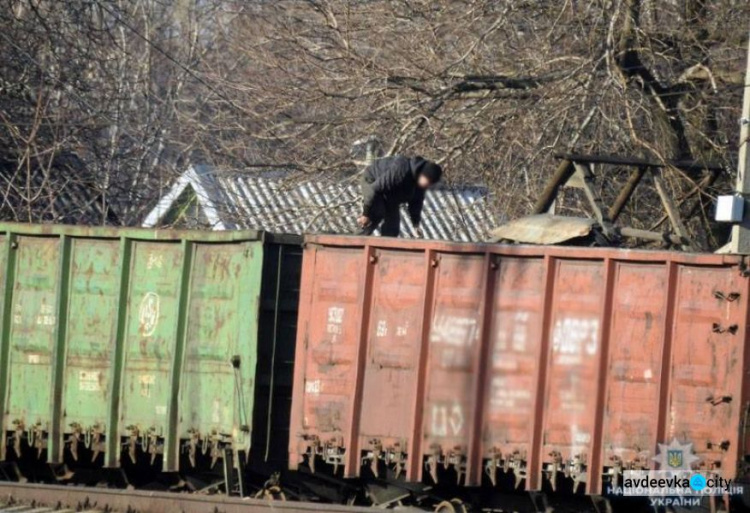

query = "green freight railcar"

[0,223,300,481]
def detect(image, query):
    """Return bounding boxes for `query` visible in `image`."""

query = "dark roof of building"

[0,152,117,225]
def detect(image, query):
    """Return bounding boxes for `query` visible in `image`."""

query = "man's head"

[416,161,442,189]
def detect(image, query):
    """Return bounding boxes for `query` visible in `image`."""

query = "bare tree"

[194,0,748,248]
[0,0,228,223]
[0,0,747,248]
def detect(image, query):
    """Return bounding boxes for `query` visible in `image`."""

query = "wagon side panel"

[6,236,61,449]
[178,240,264,462]
[667,265,746,476]
[357,248,427,477]
[481,256,546,489]
[62,239,121,456]
[422,252,486,483]
[599,262,668,487]
[539,260,604,490]
[119,242,183,446]
[289,245,365,473]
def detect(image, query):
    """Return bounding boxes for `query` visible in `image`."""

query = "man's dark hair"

[418,161,442,184]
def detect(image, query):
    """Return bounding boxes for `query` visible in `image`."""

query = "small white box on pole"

[716,195,745,222]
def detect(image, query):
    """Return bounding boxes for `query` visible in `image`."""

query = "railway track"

[0,482,385,513]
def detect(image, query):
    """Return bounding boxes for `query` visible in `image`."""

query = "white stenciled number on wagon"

[552,317,599,364]
[431,403,465,437]
[326,306,344,340]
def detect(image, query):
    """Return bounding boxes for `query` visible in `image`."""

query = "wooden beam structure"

[573,162,615,238]
[652,173,693,251]
[531,159,575,214]
[608,167,646,222]
[522,153,722,249]
[554,153,724,174]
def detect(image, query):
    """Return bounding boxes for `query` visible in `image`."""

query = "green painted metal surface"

[0,223,265,472]
[8,236,60,450]
[62,239,120,450]
[178,243,262,446]
[120,241,183,462]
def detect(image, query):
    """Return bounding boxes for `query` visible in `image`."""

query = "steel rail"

[0,482,385,513]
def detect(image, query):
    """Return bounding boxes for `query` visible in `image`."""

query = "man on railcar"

[357,155,442,237]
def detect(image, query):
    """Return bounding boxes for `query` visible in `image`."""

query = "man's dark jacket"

[361,156,428,226]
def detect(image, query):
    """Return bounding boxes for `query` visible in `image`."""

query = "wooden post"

[653,172,693,251]
[573,162,615,237]
[609,166,646,222]
[618,227,687,246]
[531,160,575,214]
[730,29,750,254]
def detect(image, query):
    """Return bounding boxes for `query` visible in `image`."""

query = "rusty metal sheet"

[289,246,364,474]
[290,233,750,494]
[357,249,426,478]
[667,266,747,478]
[481,256,546,488]
[422,253,486,483]
[487,215,595,244]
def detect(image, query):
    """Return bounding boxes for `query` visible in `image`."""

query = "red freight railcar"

[288,235,750,502]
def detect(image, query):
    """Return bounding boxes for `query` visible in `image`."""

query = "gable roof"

[142,164,497,241]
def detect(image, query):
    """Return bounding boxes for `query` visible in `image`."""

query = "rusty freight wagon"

[289,234,750,509]
[0,223,301,489]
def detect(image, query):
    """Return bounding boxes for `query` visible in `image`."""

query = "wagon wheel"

[254,485,286,501]
[434,498,468,513]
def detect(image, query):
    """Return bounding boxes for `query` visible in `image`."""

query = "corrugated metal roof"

[143,165,498,242]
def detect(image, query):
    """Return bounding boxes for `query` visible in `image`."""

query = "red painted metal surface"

[289,235,750,494]
[357,249,426,478]
[482,256,546,489]
[540,259,607,490]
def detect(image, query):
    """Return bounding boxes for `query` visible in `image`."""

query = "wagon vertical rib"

[527,254,556,490]
[655,261,678,448]
[344,244,376,478]
[164,240,194,472]
[105,236,133,468]
[409,248,438,483]
[587,257,616,494]
[466,253,497,486]
[49,234,72,463]
[0,232,18,461]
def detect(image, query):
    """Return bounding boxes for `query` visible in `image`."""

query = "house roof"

[0,153,118,225]
[142,164,497,241]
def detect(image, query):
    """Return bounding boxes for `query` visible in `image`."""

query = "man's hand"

[357,215,371,227]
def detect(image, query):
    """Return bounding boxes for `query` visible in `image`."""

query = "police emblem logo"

[653,439,700,474]
[667,449,683,468]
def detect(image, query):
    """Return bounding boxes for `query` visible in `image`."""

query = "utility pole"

[730,29,750,253]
